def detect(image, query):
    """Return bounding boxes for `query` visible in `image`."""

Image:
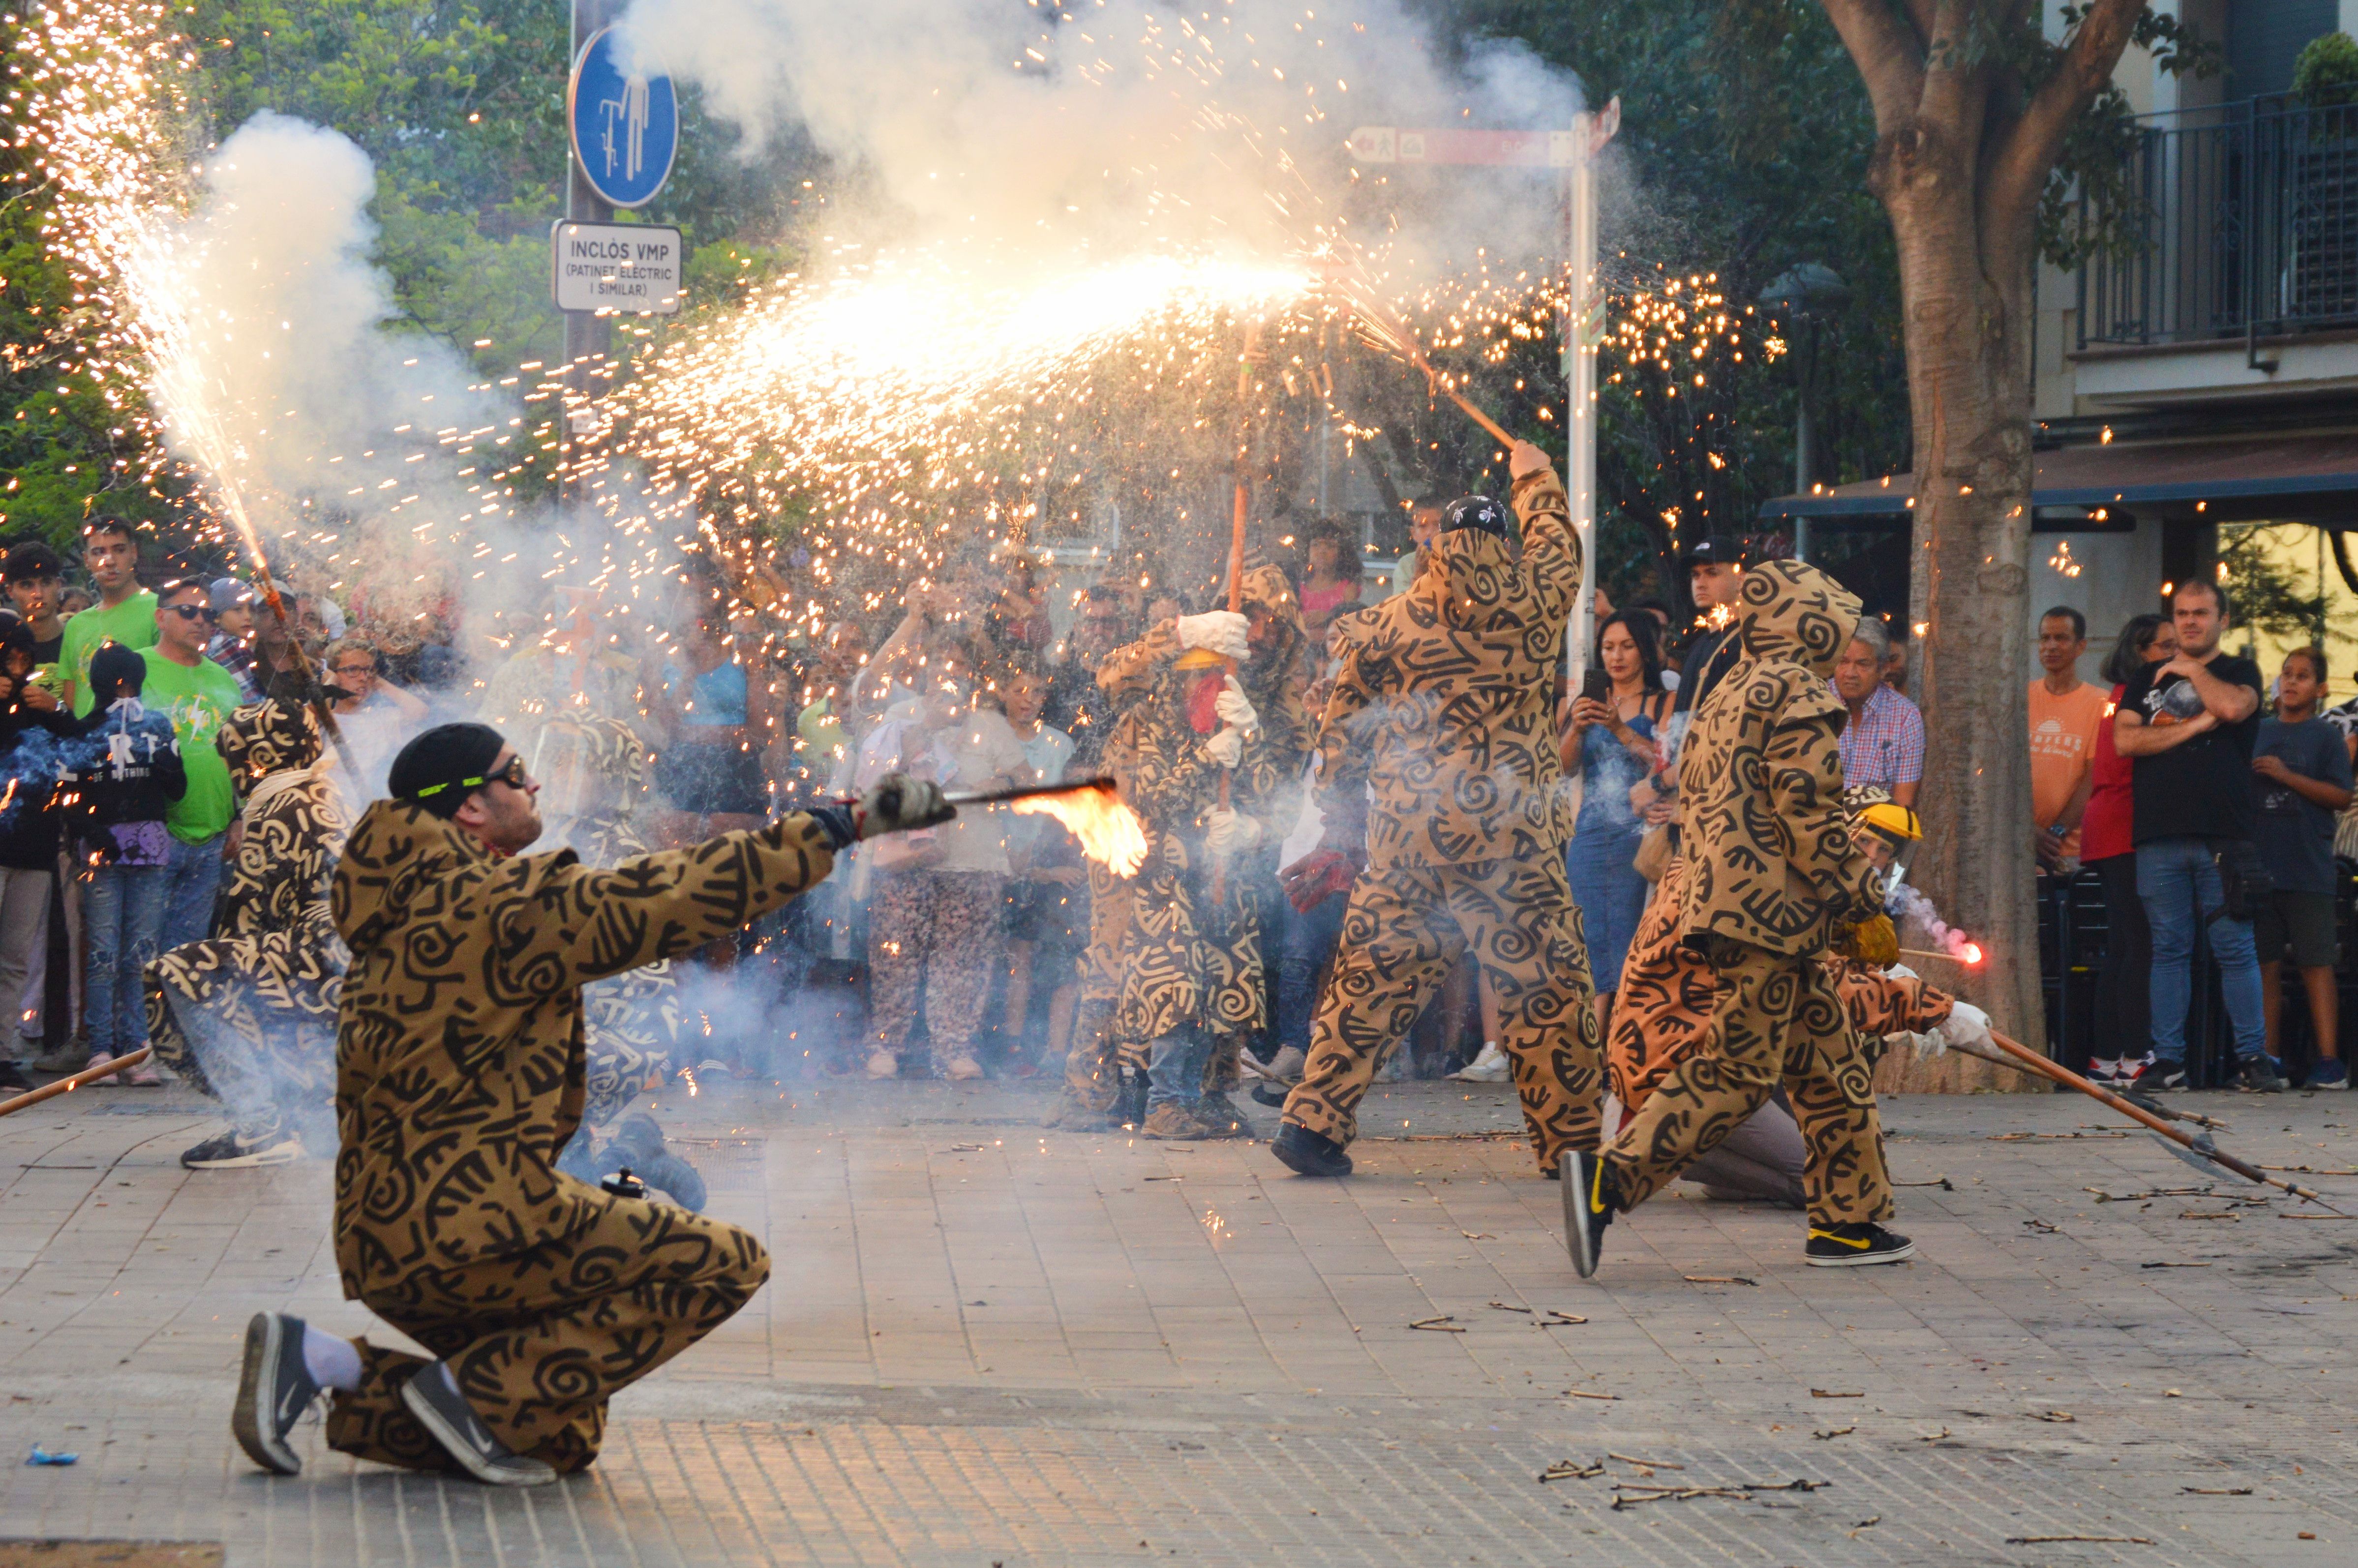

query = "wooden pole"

[1974,1027,2346,1212]
[0,1047,152,1119]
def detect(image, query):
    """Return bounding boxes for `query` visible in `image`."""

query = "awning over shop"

[1759,431,2358,528]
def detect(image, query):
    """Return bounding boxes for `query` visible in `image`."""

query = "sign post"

[1346,103,1619,680]
[557,10,677,501]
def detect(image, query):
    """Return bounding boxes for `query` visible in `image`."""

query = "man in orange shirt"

[2028,606,2111,874]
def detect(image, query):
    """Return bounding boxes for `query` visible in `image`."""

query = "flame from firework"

[1013,788,1148,878]
[1888,882,1981,965]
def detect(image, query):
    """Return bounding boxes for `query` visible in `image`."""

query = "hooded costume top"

[1311,464,1580,869]
[329,802,837,1288]
[1675,558,1883,957]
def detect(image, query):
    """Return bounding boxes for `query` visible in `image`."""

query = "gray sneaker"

[231,1312,320,1476]
[398,1361,557,1486]
[2237,1055,2288,1093]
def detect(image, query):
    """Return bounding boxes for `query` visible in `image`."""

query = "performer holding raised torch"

[230,721,951,1486]
[1272,440,1604,1180]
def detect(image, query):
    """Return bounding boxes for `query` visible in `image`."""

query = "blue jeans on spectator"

[83,865,167,1055]
[2137,835,2267,1066]
[160,831,225,950]
[1277,892,1348,1054]
[1145,1025,1213,1111]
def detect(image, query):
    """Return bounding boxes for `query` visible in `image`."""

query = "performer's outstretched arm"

[486,814,842,999]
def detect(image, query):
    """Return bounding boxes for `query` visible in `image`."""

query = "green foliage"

[2294,31,2358,110]
[1432,0,1913,616]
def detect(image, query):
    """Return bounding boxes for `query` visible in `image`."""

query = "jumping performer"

[229,721,949,1485]
[1565,560,1913,1274]
[1606,785,1990,1209]
[1273,441,1604,1179]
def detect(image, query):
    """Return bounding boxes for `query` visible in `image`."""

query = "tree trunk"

[1876,130,2047,1060]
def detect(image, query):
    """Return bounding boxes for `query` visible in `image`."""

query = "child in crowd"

[67,642,186,1085]
[2253,646,2353,1088]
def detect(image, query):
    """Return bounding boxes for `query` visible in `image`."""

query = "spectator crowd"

[1,505,2340,1179]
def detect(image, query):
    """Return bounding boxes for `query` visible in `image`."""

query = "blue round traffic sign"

[568,28,677,210]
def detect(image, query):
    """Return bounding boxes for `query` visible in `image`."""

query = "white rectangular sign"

[551,221,683,315]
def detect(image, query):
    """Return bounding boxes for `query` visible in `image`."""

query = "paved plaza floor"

[2,1073,2356,1566]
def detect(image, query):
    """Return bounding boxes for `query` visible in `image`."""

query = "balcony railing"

[2075,96,2358,349]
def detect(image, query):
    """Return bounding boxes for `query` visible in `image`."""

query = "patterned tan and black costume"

[145,699,348,1146]
[1279,462,1604,1176]
[1598,560,1892,1225]
[1608,859,1957,1115]
[1111,658,1283,1123]
[320,801,837,1476]
[1056,567,1310,1119]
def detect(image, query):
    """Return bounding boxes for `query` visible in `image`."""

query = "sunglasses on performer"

[414,755,532,799]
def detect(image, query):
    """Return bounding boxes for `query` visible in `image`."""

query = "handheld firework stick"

[1329,274,1518,450]
[1965,1026,2349,1214]
[1209,319,1266,904]
[941,776,1116,810]
[1897,945,1985,966]
[247,564,362,786]
[0,1047,151,1119]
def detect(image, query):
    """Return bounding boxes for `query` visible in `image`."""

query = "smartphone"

[1580,667,1610,706]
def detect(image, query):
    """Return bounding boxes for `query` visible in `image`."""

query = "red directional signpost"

[1347,101,1620,677]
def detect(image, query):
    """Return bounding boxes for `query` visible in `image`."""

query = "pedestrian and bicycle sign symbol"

[568,27,677,210]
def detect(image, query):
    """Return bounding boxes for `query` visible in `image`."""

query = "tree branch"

[1819,0,1929,132]
[1919,0,1986,145]
[1981,0,2146,248]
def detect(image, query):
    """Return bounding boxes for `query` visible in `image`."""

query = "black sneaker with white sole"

[182,1127,302,1170]
[1560,1149,1614,1278]
[398,1360,558,1486]
[231,1311,320,1475]
[1804,1223,1917,1267]
[2122,1056,2185,1092]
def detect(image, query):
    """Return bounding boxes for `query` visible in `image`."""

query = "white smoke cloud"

[619,0,1585,268]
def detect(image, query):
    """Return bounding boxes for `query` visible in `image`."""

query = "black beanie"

[388,722,509,818]
[1440,494,1510,540]
[87,642,147,708]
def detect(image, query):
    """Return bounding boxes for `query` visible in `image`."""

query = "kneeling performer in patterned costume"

[148,696,349,1170]
[230,721,951,1486]
[1565,560,1916,1275]
[1273,440,1604,1179]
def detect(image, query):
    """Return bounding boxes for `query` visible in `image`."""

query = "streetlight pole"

[1758,263,1848,564]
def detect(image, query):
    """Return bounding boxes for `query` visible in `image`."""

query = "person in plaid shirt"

[206,579,263,703]
[1831,617,1923,807]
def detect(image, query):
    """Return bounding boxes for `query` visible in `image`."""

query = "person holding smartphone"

[1561,613,1670,1039]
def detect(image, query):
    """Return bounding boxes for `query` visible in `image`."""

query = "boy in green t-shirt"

[60,517,157,717]
[144,577,247,949]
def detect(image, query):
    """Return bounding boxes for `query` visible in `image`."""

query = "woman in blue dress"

[1562,611,1670,1038]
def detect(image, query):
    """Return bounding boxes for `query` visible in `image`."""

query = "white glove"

[1205,808,1263,855]
[1213,676,1259,734]
[1510,440,1551,480]
[1175,610,1249,663]
[1939,1000,1992,1049]
[1205,725,1244,769]
[1885,963,1918,981]
[856,773,955,839]
[1910,1030,1948,1062]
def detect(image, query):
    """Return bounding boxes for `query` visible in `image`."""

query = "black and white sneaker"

[1804,1223,1917,1268]
[182,1127,302,1170]
[2122,1056,2184,1092]
[2237,1055,2288,1093]
[231,1311,320,1475]
[1561,1149,1614,1279]
[398,1361,557,1487]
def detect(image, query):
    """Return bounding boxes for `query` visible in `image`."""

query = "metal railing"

[2075,96,2358,350]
